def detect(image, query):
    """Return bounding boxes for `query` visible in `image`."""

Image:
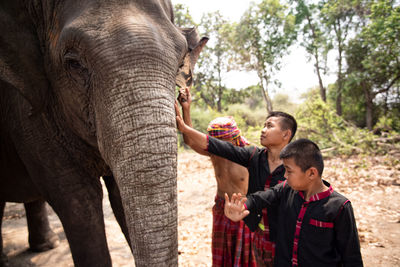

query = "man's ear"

[307,167,319,180]
[282,129,292,141]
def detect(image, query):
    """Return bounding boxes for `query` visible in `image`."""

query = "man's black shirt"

[207,136,285,235]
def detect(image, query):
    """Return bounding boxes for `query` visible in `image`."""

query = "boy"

[175,91,297,266]
[177,88,256,266]
[224,139,364,267]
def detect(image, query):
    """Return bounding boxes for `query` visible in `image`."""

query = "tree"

[321,0,360,115]
[293,0,331,102]
[345,0,400,130]
[173,4,197,28]
[192,11,246,112]
[234,0,296,112]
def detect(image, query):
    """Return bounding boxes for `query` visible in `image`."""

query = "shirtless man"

[176,88,256,267]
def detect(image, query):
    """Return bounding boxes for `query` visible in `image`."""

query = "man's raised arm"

[175,100,208,151]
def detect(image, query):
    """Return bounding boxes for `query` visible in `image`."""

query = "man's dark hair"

[267,111,297,142]
[280,138,324,176]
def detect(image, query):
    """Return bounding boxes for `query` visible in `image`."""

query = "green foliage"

[225,104,267,129]
[292,0,332,101]
[295,93,380,156]
[374,114,400,134]
[193,11,239,112]
[173,4,197,27]
[272,93,298,115]
[172,1,400,155]
[233,0,297,112]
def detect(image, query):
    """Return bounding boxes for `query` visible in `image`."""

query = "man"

[175,90,297,266]
[177,88,256,267]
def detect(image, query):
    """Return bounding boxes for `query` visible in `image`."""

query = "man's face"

[260,117,288,147]
[283,158,309,191]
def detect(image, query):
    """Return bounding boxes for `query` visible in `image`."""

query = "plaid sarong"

[212,195,257,267]
[207,117,249,147]
[253,223,275,267]
[252,178,276,267]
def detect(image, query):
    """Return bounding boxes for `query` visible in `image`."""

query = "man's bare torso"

[210,155,249,198]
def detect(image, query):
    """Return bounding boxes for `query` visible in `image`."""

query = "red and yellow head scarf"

[207,116,249,147]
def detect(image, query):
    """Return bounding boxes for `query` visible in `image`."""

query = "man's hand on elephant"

[177,87,191,109]
[175,100,186,132]
[224,193,250,222]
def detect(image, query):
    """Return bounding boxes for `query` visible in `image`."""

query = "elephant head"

[0,0,206,266]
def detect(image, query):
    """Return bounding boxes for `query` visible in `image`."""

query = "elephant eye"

[66,58,82,69]
[64,50,90,87]
[64,51,84,70]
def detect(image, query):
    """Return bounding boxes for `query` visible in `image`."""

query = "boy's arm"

[177,88,208,156]
[334,202,364,267]
[245,184,281,212]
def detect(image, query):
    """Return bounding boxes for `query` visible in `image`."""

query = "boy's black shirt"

[245,181,363,267]
[207,136,285,236]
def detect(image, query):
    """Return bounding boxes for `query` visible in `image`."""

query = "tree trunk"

[257,70,273,113]
[316,57,326,102]
[364,85,373,130]
[336,51,343,116]
[334,19,344,116]
[306,12,326,102]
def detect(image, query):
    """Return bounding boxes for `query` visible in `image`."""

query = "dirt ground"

[2,151,400,266]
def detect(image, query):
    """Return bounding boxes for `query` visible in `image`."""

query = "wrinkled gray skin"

[0,0,207,266]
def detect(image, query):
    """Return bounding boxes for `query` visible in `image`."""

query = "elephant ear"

[0,4,50,115]
[176,27,208,88]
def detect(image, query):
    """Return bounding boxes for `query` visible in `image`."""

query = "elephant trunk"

[95,63,179,266]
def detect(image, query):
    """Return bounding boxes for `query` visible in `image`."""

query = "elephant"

[0,199,60,267]
[0,0,207,266]
[0,176,130,267]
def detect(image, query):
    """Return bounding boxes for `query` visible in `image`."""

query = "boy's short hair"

[280,138,324,176]
[267,111,297,142]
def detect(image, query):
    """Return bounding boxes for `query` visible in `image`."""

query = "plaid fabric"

[207,116,249,147]
[253,224,275,267]
[252,177,275,267]
[212,195,257,267]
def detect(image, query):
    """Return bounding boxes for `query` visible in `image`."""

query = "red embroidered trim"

[334,200,350,220]
[291,203,308,266]
[299,185,333,202]
[248,147,257,162]
[309,219,334,228]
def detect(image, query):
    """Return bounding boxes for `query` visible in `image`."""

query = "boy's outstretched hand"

[224,193,250,222]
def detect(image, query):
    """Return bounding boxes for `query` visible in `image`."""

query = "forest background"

[173,0,400,156]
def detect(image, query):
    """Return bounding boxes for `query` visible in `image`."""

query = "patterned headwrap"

[207,116,249,147]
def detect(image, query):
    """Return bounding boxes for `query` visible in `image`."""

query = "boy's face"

[260,117,289,147]
[283,158,310,191]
